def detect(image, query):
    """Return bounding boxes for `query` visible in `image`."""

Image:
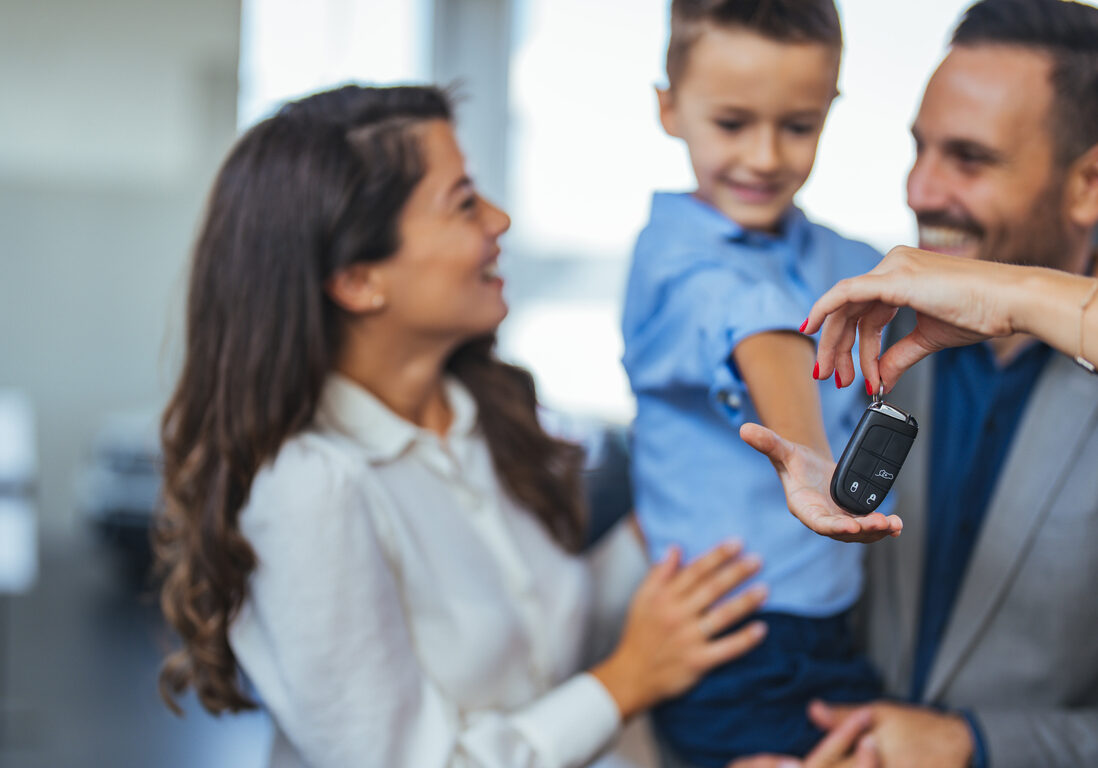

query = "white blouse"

[229,374,645,768]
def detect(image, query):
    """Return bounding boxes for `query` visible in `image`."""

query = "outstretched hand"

[739,423,902,543]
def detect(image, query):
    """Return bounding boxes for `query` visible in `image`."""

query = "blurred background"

[0,0,1053,764]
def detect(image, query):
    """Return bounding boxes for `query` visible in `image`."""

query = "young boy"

[621,1,885,765]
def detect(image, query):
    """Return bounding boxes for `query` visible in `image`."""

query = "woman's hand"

[739,423,902,543]
[591,540,768,719]
[804,246,1018,393]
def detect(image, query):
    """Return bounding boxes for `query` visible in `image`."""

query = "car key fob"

[830,393,918,515]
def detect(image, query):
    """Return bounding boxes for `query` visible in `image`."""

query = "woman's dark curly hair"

[156,84,585,715]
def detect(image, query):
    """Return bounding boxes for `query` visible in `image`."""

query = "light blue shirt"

[622,192,885,616]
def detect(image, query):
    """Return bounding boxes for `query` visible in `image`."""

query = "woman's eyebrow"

[446,176,474,199]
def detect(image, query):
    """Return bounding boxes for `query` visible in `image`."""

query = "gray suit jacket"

[862,346,1098,767]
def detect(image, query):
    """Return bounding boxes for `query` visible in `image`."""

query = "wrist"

[589,651,649,721]
[1002,263,1044,336]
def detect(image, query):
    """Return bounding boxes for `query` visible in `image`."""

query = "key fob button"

[851,450,878,478]
[861,425,891,455]
[845,473,868,497]
[861,483,885,511]
[870,459,900,489]
[882,434,914,464]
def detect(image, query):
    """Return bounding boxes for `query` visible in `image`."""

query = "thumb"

[739,423,792,468]
[876,333,936,391]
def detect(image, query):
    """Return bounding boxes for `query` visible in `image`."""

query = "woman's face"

[375,120,511,346]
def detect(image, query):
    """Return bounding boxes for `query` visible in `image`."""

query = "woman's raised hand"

[805,246,1015,393]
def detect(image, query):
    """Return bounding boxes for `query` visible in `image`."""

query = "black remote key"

[830,397,918,515]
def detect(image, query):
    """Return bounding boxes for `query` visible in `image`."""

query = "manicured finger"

[832,318,860,388]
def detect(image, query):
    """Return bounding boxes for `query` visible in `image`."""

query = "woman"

[154,85,775,768]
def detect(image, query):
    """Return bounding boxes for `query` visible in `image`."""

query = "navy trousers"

[651,610,880,767]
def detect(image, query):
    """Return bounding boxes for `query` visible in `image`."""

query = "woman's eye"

[459,195,477,213]
[785,123,816,136]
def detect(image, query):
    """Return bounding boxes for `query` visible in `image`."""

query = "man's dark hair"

[952,0,1098,165]
[666,0,842,88]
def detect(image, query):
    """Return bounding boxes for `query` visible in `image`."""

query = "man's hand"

[810,700,973,768]
[727,707,879,768]
[739,423,902,543]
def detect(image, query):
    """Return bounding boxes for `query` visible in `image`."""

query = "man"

[736,1,1098,766]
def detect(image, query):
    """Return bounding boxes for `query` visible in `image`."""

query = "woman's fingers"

[670,539,744,596]
[699,583,769,636]
[703,620,769,667]
[685,554,764,613]
[876,330,941,392]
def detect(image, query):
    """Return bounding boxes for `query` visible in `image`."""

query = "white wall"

[0,0,241,533]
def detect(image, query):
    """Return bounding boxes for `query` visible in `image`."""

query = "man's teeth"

[919,226,978,251]
[482,263,499,280]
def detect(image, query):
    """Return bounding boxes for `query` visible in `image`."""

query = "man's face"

[907,45,1072,269]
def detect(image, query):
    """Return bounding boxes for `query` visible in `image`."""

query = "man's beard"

[917,170,1074,272]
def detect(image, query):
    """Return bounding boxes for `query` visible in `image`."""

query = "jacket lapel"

[925,352,1098,700]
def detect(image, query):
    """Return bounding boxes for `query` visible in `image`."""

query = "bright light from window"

[238,0,432,129]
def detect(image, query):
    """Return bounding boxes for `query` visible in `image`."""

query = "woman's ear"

[325,263,387,314]
[1067,143,1098,230]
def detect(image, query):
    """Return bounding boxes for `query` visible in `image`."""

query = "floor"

[0,529,656,768]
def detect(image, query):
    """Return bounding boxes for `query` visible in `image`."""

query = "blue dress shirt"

[622,192,884,616]
[912,341,1052,768]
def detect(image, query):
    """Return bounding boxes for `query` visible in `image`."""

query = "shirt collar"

[316,373,478,463]
[650,191,808,249]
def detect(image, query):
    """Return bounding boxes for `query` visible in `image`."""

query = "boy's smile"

[658,26,839,233]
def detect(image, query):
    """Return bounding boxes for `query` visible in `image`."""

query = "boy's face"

[659,26,838,232]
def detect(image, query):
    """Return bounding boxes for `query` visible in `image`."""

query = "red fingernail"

[865,380,873,396]
[799,318,808,333]
[812,362,820,379]
[835,371,842,388]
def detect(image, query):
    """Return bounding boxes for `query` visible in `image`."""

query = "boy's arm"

[733,331,902,543]
[733,331,832,459]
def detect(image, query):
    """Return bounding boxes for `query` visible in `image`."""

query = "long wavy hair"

[156,85,585,715]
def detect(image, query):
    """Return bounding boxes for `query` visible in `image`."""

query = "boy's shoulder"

[794,213,878,258]
[796,211,882,269]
